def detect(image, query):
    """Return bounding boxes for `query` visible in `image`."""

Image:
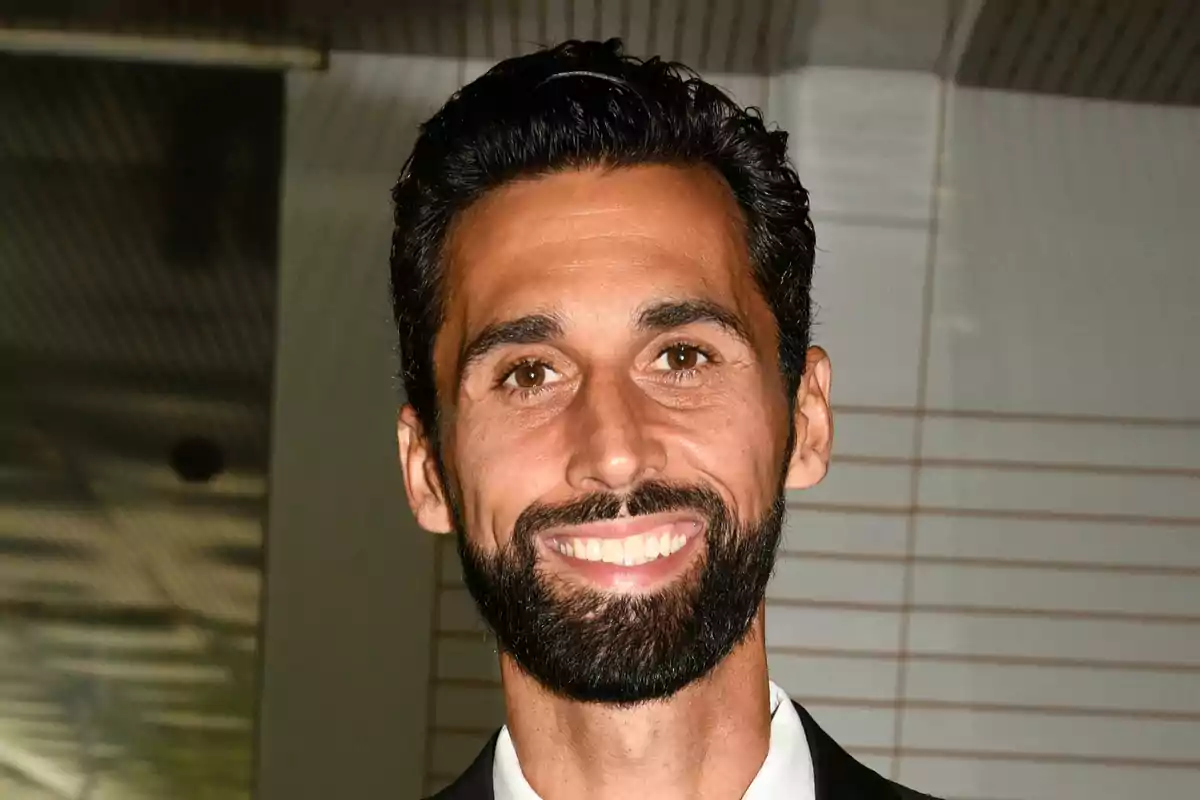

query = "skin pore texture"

[397,164,833,800]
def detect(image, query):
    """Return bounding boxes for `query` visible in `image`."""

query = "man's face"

[399,164,830,703]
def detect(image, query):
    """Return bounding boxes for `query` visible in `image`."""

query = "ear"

[397,405,454,534]
[784,347,833,490]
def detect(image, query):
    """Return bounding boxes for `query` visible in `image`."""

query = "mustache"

[511,480,726,542]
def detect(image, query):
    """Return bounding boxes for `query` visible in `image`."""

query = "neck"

[500,609,772,800]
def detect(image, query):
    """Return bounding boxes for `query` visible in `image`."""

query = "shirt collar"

[493,681,815,800]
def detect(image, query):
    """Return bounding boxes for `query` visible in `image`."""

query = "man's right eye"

[502,361,561,391]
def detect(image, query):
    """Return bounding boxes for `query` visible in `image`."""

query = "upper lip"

[541,510,705,541]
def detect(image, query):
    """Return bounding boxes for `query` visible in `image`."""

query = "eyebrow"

[636,299,752,346]
[458,312,564,379]
[455,299,750,385]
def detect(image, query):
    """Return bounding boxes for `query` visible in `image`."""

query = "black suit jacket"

[428,702,939,799]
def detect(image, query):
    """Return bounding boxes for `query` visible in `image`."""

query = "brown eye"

[512,362,545,388]
[503,361,561,391]
[659,344,706,371]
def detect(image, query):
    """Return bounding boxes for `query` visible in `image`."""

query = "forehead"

[441,164,757,327]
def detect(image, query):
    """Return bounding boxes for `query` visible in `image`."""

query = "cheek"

[673,387,789,509]
[451,408,568,549]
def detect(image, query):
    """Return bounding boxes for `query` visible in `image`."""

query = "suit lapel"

[793,702,900,800]
[428,732,498,800]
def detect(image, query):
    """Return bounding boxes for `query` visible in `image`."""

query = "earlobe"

[397,406,454,534]
[784,347,833,491]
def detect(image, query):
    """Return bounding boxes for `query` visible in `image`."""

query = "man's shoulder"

[424,732,498,800]
[901,788,940,799]
[791,701,943,800]
[888,781,940,800]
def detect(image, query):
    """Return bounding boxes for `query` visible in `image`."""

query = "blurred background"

[0,1,1196,798]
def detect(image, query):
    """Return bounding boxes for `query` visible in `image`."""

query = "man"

[391,39,939,800]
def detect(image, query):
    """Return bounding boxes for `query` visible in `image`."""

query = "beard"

[454,479,786,706]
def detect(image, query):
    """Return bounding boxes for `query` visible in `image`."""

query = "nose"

[565,371,667,493]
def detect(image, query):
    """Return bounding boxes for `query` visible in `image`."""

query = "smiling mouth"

[543,514,704,567]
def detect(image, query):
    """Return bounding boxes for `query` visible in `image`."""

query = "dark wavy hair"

[391,38,815,444]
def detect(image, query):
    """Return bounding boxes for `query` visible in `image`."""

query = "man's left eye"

[654,344,709,372]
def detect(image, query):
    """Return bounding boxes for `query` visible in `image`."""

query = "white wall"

[259,54,463,800]
[899,86,1200,800]
[763,65,943,783]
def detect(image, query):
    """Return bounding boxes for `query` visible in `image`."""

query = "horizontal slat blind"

[889,85,1200,800]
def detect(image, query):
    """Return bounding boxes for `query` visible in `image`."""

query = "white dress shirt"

[493,681,815,800]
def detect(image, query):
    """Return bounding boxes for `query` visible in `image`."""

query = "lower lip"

[540,532,703,591]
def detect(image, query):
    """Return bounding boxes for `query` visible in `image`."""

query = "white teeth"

[554,528,693,565]
[601,539,622,564]
[625,535,645,566]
